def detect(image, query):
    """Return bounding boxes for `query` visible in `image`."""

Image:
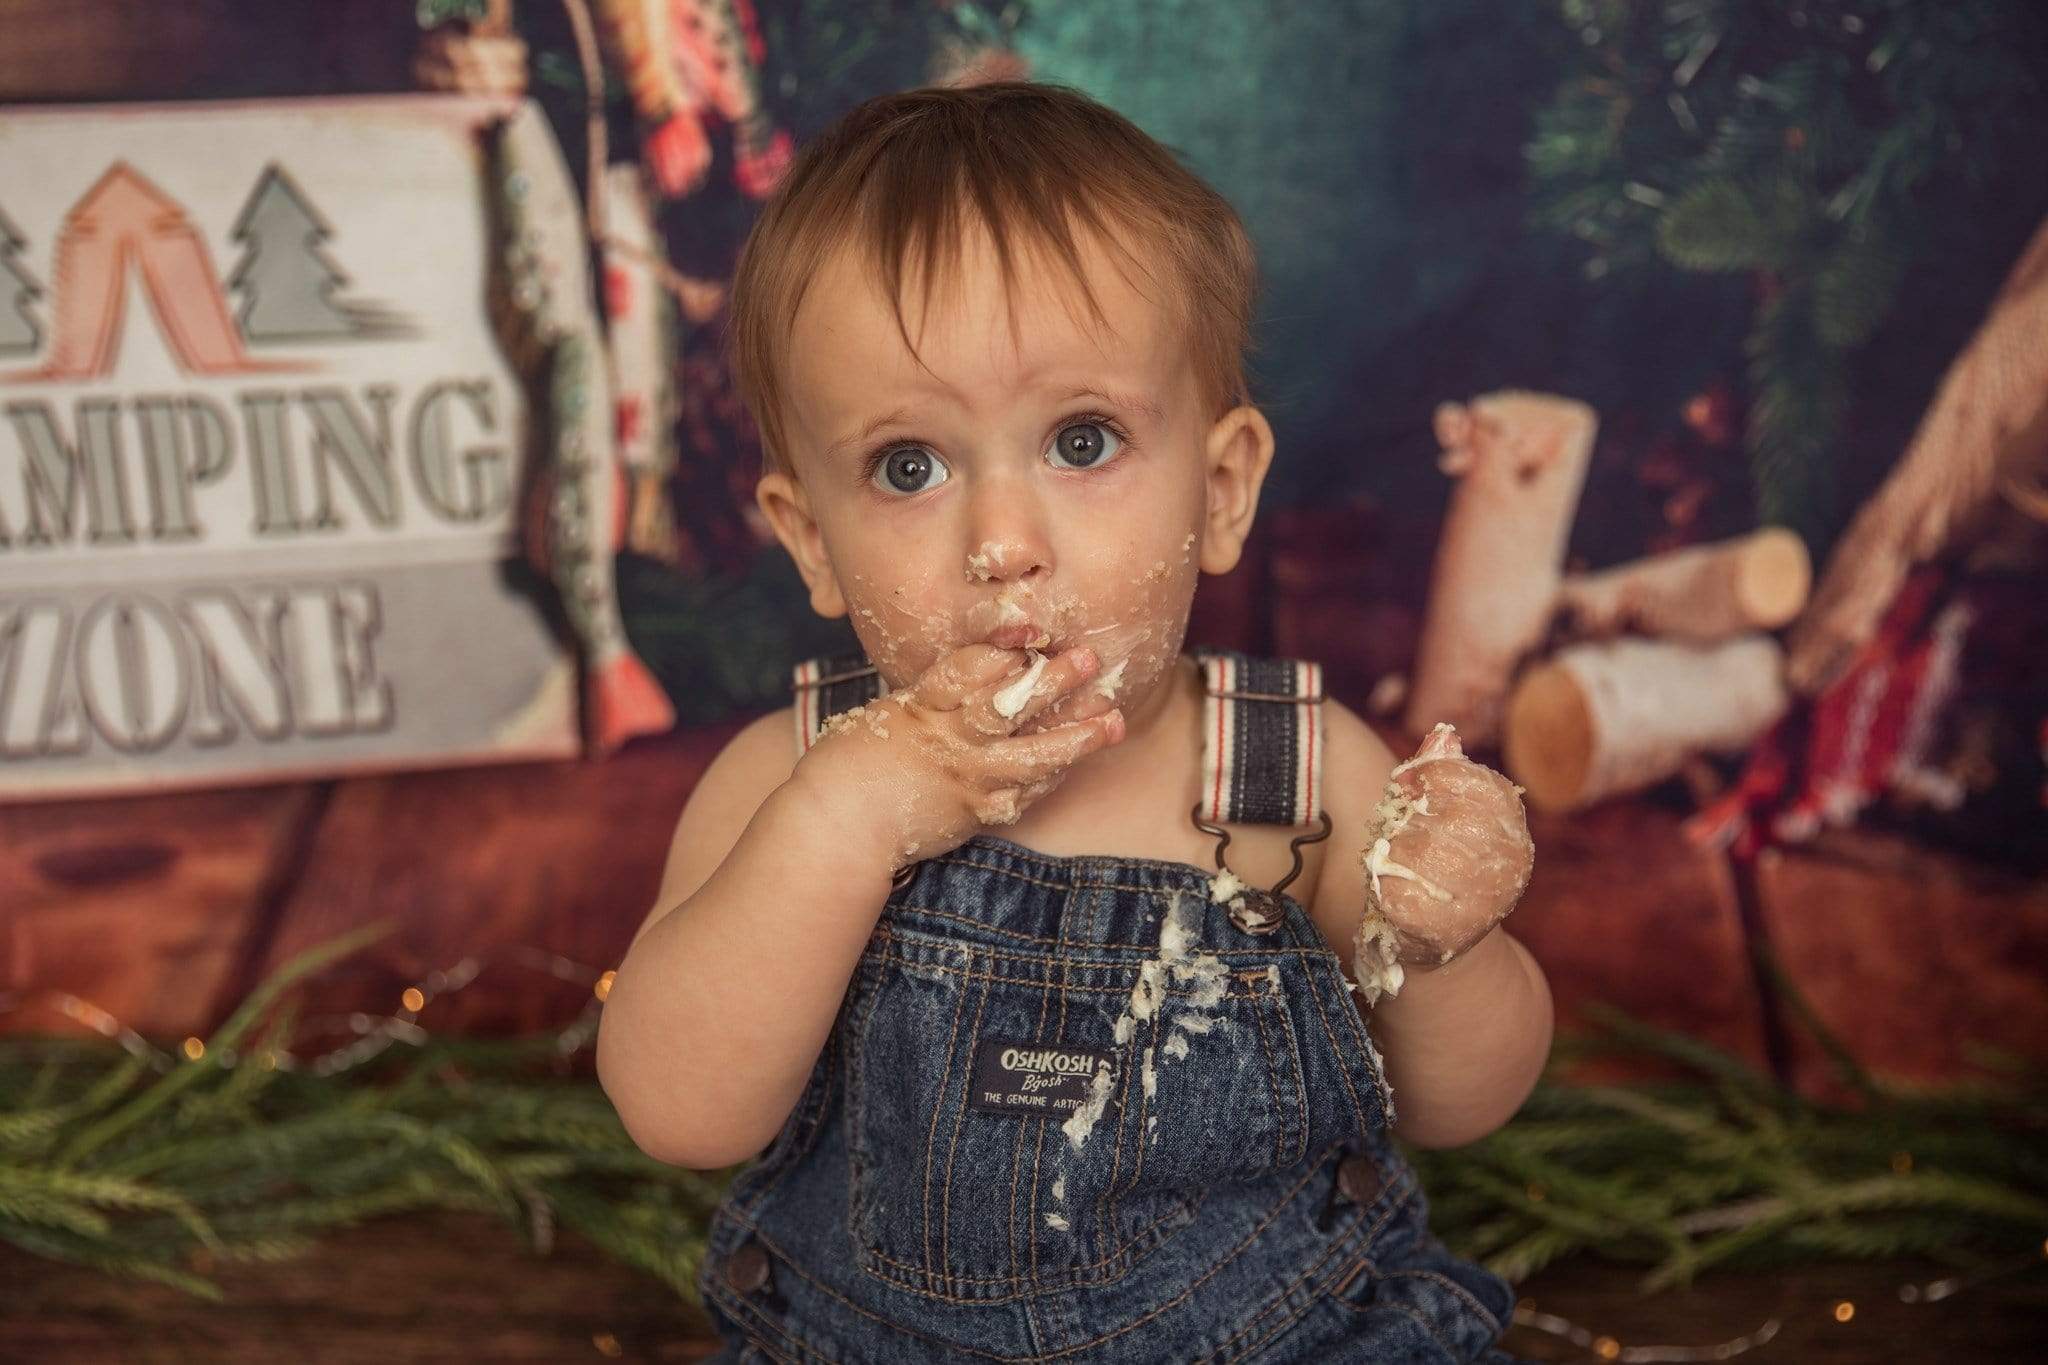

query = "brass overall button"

[1337,1152,1385,1207]
[724,1240,772,1296]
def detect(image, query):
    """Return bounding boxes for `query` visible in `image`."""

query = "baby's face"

[769,225,1214,718]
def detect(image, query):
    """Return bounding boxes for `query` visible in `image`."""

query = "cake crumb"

[1061,1064,1117,1151]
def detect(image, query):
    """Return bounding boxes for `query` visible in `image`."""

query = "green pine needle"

[5,926,2045,1310]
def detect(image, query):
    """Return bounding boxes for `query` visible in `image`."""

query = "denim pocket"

[841,928,1205,1304]
[1103,962,1311,1193]
[1321,1224,1515,1363]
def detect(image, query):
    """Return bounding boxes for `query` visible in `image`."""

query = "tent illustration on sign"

[4,162,410,383]
[16,163,285,380]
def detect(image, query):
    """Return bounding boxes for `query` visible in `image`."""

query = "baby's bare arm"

[1308,702,1553,1149]
[1366,925,1553,1149]
[597,645,1121,1169]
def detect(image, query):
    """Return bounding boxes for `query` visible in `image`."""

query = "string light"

[0,943,615,1078]
[1512,1305,1781,1362]
[12,940,2044,1350]
[1897,1249,2048,1305]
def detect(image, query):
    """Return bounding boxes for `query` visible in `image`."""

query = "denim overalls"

[695,652,1526,1362]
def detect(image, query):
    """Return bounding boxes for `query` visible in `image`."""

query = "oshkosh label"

[967,1037,1115,1118]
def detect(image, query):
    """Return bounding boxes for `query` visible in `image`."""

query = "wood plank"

[0,784,326,1040]
[1757,826,2048,1096]
[1,1211,2039,1362]
[240,722,746,1039]
[1509,799,1771,1079]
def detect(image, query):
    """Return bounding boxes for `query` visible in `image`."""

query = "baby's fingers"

[915,645,1027,710]
[983,708,1125,783]
[964,647,1098,735]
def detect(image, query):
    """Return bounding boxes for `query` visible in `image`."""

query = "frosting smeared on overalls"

[696,652,1524,1362]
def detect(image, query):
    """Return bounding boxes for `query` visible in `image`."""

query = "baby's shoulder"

[637,707,797,941]
[1315,693,1397,792]
[702,705,802,798]
[1301,693,1399,948]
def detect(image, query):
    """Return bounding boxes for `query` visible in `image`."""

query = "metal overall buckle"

[1189,806,1332,935]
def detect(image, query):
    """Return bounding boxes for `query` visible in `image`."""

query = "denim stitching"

[1359,1297,1467,1361]
[1205,1213,1398,1364]
[856,1191,1206,1294]
[1298,956,1373,1135]
[1379,1266,1505,1337]
[1242,979,1294,1171]
[1009,944,1057,1293]
[891,901,1327,954]
[876,926,1320,971]
[915,952,972,1273]
[842,950,890,1255]
[702,1281,817,1364]
[710,1230,1022,1360]
[871,952,1268,999]
[1095,1002,1143,1240]
[732,1164,1390,1356]
[935,951,993,1290]
[1056,1165,1407,1359]
[1321,957,1399,1124]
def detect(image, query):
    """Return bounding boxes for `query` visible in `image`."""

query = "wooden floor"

[4,1213,2041,1362]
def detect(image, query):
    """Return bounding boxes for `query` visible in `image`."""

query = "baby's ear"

[1199,405,1276,575]
[756,471,849,619]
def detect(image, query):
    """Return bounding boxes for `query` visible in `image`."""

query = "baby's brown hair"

[728,80,1258,476]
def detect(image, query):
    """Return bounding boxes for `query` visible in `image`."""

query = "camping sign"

[0,96,588,802]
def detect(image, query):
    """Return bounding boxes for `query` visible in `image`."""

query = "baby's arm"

[1306,703,1553,1150]
[596,645,1122,1170]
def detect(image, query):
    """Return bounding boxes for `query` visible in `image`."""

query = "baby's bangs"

[862,168,1187,378]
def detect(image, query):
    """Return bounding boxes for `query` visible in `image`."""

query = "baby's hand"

[791,645,1126,877]
[1351,723,1535,1003]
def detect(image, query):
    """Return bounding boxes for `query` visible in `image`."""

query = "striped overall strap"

[792,652,887,755]
[1196,651,1326,828]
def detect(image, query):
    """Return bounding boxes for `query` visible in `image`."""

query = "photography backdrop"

[2,0,2045,1102]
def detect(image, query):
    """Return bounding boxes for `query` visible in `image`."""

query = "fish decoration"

[597,0,793,200]
[488,102,676,755]
[600,164,683,562]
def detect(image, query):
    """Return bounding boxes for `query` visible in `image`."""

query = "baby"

[598,81,1552,1363]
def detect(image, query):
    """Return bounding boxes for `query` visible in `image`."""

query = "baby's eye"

[872,445,950,495]
[1046,421,1123,471]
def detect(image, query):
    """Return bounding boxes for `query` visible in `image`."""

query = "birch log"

[1403,391,1597,747]
[1503,635,1791,813]
[1557,527,1812,643]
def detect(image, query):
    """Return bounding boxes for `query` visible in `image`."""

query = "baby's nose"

[964,538,1049,583]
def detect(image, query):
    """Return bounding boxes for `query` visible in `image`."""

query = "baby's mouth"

[966,589,1056,651]
[983,621,1055,650]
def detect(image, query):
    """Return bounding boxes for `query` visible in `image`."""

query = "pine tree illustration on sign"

[0,204,43,355]
[227,164,363,343]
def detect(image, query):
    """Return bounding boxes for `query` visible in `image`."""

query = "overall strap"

[793,649,1327,833]
[792,652,885,756]
[1194,650,1326,828]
